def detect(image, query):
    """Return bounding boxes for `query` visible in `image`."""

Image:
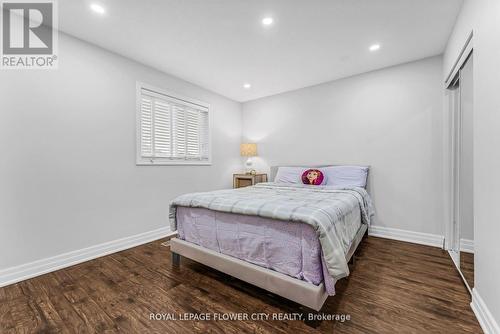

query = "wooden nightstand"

[233,173,268,188]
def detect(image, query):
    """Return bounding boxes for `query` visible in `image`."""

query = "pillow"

[301,169,324,185]
[274,166,307,183]
[323,166,369,188]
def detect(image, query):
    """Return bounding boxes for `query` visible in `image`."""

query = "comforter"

[170,182,374,281]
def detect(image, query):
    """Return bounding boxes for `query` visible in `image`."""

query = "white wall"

[0,33,242,270]
[242,56,445,236]
[444,0,500,328]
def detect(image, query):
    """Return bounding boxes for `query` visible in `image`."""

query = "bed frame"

[170,164,370,311]
[171,224,367,311]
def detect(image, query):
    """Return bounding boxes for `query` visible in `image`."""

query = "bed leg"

[301,307,323,328]
[172,252,180,266]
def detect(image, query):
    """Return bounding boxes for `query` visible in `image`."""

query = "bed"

[169,165,374,311]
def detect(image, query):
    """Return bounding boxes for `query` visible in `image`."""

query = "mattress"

[176,205,362,295]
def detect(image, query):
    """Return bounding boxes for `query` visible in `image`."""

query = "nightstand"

[233,173,268,188]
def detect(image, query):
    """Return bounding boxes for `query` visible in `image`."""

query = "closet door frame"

[444,32,473,262]
[445,32,473,293]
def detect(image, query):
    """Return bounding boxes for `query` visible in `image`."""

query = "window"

[136,83,211,165]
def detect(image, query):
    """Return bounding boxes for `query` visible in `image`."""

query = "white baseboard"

[0,227,175,288]
[471,288,500,334]
[460,238,475,253]
[368,225,444,248]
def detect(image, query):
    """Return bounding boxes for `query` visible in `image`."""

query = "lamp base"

[245,158,255,174]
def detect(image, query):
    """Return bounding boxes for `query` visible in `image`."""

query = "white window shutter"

[172,104,186,158]
[199,110,209,159]
[138,86,210,164]
[186,108,200,158]
[153,99,172,157]
[140,96,153,157]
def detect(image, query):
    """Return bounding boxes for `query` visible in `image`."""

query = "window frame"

[136,82,212,166]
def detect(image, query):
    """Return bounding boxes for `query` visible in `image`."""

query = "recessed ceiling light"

[243,83,251,89]
[369,44,381,52]
[262,17,274,26]
[90,3,106,15]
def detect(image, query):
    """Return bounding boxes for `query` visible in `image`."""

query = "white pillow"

[323,166,369,188]
[274,166,308,183]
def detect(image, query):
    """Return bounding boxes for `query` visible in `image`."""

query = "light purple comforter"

[176,206,337,294]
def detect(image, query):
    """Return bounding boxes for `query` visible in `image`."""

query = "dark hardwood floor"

[0,237,482,333]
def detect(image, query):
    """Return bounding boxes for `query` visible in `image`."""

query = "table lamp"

[240,143,258,174]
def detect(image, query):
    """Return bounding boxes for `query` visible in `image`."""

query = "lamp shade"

[240,143,258,157]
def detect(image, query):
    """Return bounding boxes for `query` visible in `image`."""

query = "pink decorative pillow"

[301,169,324,185]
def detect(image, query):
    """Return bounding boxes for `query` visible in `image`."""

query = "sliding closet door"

[459,54,474,289]
[450,85,460,259]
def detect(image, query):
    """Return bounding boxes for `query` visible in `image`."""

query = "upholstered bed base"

[170,223,367,311]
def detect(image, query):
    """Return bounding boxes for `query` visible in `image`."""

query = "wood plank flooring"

[0,237,482,333]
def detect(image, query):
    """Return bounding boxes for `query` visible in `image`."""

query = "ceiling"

[58,0,463,102]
